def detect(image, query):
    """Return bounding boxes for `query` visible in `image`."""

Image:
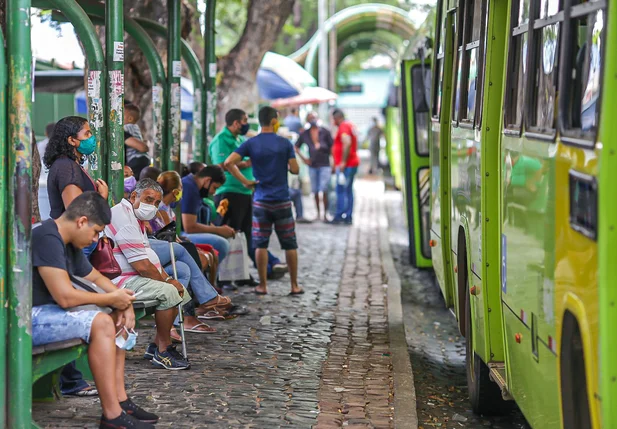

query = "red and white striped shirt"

[105,199,162,287]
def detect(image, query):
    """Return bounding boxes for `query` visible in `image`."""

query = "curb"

[379,197,418,429]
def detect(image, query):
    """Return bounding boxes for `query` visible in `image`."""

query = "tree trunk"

[216,0,295,127]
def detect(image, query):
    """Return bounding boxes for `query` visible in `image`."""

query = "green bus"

[400,0,617,426]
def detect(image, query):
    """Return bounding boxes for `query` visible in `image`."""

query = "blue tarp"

[257,68,300,100]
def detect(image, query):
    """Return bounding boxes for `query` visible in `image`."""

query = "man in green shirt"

[209,109,287,284]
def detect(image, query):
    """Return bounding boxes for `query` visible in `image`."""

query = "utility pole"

[318,0,328,122]
[328,0,337,93]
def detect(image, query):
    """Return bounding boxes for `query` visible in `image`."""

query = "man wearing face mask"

[180,165,233,262]
[106,179,192,371]
[295,112,334,222]
[209,109,288,285]
[32,192,159,428]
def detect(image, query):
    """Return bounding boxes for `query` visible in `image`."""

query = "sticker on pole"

[113,42,124,62]
[209,63,217,77]
[87,71,101,98]
[152,86,161,103]
[173,61,182,78]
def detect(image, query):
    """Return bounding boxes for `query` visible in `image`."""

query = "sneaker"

[120,398,159,423]
[143,343,157,361]
[99,411,154,429]
[152,345,190,370]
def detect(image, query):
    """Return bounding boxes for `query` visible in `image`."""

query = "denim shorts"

[252,200,298,250]
[32,304,102,347]
[309,166,332,194]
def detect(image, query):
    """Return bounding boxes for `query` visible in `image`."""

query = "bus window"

[418,167,432,259]
[432,2,446,119]
[453,0,486,126]
[412,65,432,156]
[526,0,563,135]
[559,0,605,144]
[504,0,530,130]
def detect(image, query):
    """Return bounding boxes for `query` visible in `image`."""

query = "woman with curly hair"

[42,116,109,398]
[44,116,109,220]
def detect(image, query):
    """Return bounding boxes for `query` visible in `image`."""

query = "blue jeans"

[289,188,304,219]
[149,239,218,305]
[334,167,358,221]
[309,166,332,194]
[183,233,230,262]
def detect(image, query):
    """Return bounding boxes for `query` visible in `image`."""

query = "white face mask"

[134,202,158,221]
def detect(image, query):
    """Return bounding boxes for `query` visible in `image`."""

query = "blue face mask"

[240,123,250,135]
[115,327,138,351]
[77,135,97,156]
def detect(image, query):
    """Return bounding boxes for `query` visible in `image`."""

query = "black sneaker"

[99,411,154,429]
[120,398,159,423]
[152,345,190,370]
[143,343,157,361]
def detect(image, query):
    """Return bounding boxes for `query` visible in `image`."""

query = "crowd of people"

[31,103,359,428]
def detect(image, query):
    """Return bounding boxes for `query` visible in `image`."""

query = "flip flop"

[184,323,217,333]
[254,288,268,295]
[197,309,226,321]
[289,289,305,296]
[65,386,99,397]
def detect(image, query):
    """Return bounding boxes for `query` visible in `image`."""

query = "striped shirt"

[105,199,162,287]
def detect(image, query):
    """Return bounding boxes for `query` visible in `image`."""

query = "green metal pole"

[0,27,8,429]
[106,0,124,204]
[83,7,167,170]
[167,0,182,172]
[40,0,107,181]
[204,0,217,164]
[6,1,33,427]
[133,18,204,165]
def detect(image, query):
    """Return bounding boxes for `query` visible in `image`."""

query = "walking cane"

[168,241,188,360]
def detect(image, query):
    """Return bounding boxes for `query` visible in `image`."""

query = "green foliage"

[214,0,248,55]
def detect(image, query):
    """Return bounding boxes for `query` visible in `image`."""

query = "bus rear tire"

[465,286,511,415]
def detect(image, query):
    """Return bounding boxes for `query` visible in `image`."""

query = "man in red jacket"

[331,109,359,225]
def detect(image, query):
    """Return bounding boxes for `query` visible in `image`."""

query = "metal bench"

[32,300,159,402]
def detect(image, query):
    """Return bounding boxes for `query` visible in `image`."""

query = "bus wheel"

[465,286,511,415]
[560,313,592,429]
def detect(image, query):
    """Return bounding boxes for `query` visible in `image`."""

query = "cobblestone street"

[385,191,529,429]
[33,180,409,428]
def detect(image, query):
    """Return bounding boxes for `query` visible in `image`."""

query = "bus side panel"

[503,306,560,429]
[554,145,599,427]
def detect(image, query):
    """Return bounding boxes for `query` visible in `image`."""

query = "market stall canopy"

[271,86,338,108]
[257,52,317,100]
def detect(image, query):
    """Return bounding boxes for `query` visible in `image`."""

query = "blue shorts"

[252,200,298,250]
[309,166,332,194]
[32,304,102,347]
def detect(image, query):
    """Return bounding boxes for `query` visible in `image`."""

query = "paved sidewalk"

[33,180,413,428]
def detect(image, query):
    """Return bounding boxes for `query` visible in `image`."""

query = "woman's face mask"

[76,135,97,155]
[115,327,138,351]
[124,176,137,194]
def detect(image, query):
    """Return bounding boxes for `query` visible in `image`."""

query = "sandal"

[198,296,232,313]
[170,328,183,343]
[184,323,217,333]
[197,309,226,321]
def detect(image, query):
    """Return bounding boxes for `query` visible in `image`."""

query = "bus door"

[400,59,432,268]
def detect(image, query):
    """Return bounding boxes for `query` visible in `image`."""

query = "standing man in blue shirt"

[225,106,304,295]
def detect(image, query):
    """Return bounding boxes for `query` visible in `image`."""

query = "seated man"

[105,179,191,370]
[32,192,158,428]
[180,165,234,262]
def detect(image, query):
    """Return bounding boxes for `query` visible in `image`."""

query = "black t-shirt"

[296,127,333,168]
[47,157,96,219]
[32,219,93,307]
